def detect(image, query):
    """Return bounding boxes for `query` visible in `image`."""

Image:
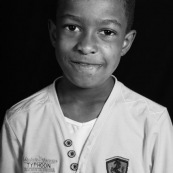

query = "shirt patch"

[23,156,58,173]
[106,156,129,173]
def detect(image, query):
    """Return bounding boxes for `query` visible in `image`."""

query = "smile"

[70,61,103,72]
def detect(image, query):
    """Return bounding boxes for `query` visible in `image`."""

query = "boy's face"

[49,0,136,89]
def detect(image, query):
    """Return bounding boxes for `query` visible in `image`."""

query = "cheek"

[54,40,68,69]
[102,43,122,67]
[55,37,73,62]
[56,37,71,54]
[55,37,77,72]
[56,30,76,50]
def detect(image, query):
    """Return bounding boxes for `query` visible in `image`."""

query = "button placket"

[64,139,78,171]
[64,139,72,147]
[67,150,76,158]
[70,163,78,171]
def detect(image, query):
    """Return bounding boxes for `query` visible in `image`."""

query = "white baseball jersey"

[1,76,173,173]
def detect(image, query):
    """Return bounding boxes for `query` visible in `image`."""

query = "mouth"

[70,60,103,72]
[72,61,102,66]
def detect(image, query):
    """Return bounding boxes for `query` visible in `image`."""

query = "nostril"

[74,43,98,55]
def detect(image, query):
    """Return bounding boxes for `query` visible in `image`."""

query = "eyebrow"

[61,14,83,23]
[98,19,122,28]
[61,14,122,28]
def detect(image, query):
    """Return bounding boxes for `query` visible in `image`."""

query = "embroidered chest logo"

[106,156,129,173]
[23,156,58,173]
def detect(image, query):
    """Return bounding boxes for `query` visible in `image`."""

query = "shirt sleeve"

[0,115,23,173]
[152,109,173,173]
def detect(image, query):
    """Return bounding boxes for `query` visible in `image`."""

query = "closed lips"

[71,61,103,66]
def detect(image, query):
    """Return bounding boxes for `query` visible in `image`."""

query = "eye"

[100,29,117,37]
[64,25,80,32]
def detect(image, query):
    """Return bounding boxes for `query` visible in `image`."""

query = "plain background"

[1,0,173,128]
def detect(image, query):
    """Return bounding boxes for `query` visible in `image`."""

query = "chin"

[66,75,97,89]
[68,74,110,89]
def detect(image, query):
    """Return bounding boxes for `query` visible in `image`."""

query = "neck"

[57,76,115,104]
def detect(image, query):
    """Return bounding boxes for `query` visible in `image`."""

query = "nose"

[74,32,98,55]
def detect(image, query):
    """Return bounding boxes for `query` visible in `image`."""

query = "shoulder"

[5,83,54,123]
[117,80,168,122]
[2,80,59,144]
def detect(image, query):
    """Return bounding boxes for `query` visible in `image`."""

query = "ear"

[48,19,57,48]
[121,30,137,56]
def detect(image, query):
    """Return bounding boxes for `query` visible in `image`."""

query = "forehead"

[57,0,127,28]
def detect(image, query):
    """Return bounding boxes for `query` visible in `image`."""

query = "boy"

[1,0,173,172]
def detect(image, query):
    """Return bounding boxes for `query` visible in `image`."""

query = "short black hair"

[122,0,136,33]
[48,0,136,33]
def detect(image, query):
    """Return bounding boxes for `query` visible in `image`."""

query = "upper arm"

[151,109,173,173]
[0,116,23,173]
